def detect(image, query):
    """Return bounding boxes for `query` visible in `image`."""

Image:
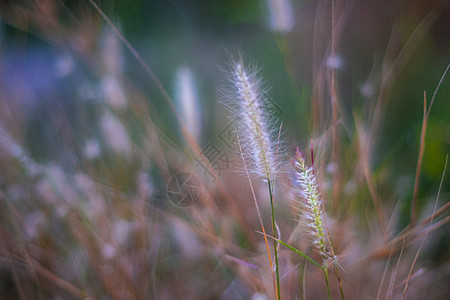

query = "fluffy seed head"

[226,59,279,181]
[293,147,330,262]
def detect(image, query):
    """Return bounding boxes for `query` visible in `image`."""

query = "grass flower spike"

[226,58,283,299]
[229,59,278,182]
[294,147,330,263]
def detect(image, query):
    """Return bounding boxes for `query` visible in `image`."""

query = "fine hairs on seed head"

[293,147,335,264]
[222,56,282,182]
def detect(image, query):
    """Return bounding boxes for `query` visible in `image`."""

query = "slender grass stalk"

[224,58,282,299]
[402,154,447,299]
[237,134,277,297]
[329,0,344,214]
[268,180,281,300]
[324,267,331,300]
[337,269,345,300]
[386,237,406,299]
[302,261,307,300]
[259,230,333,298]
[411,63,450,225]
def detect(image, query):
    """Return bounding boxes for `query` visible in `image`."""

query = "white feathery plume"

[293,147,332,263]
[227,59,279,181]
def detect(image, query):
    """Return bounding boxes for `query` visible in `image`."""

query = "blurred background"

[0,0,449,299]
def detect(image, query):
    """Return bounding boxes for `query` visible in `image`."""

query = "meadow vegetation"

[0,0,449,299]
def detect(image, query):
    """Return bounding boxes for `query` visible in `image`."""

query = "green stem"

[268,180,281,300]
[275,237,332,299]
[336,267,345,300]
[324,267,331,300]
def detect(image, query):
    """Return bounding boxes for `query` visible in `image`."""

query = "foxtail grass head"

[293,147,333,264]
[223,57,282,182]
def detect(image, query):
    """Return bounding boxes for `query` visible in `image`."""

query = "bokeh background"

[0,0,449,299]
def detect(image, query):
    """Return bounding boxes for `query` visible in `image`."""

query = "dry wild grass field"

[0,0,449,299]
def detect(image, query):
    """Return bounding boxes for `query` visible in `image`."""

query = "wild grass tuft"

[0,1,449,299]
